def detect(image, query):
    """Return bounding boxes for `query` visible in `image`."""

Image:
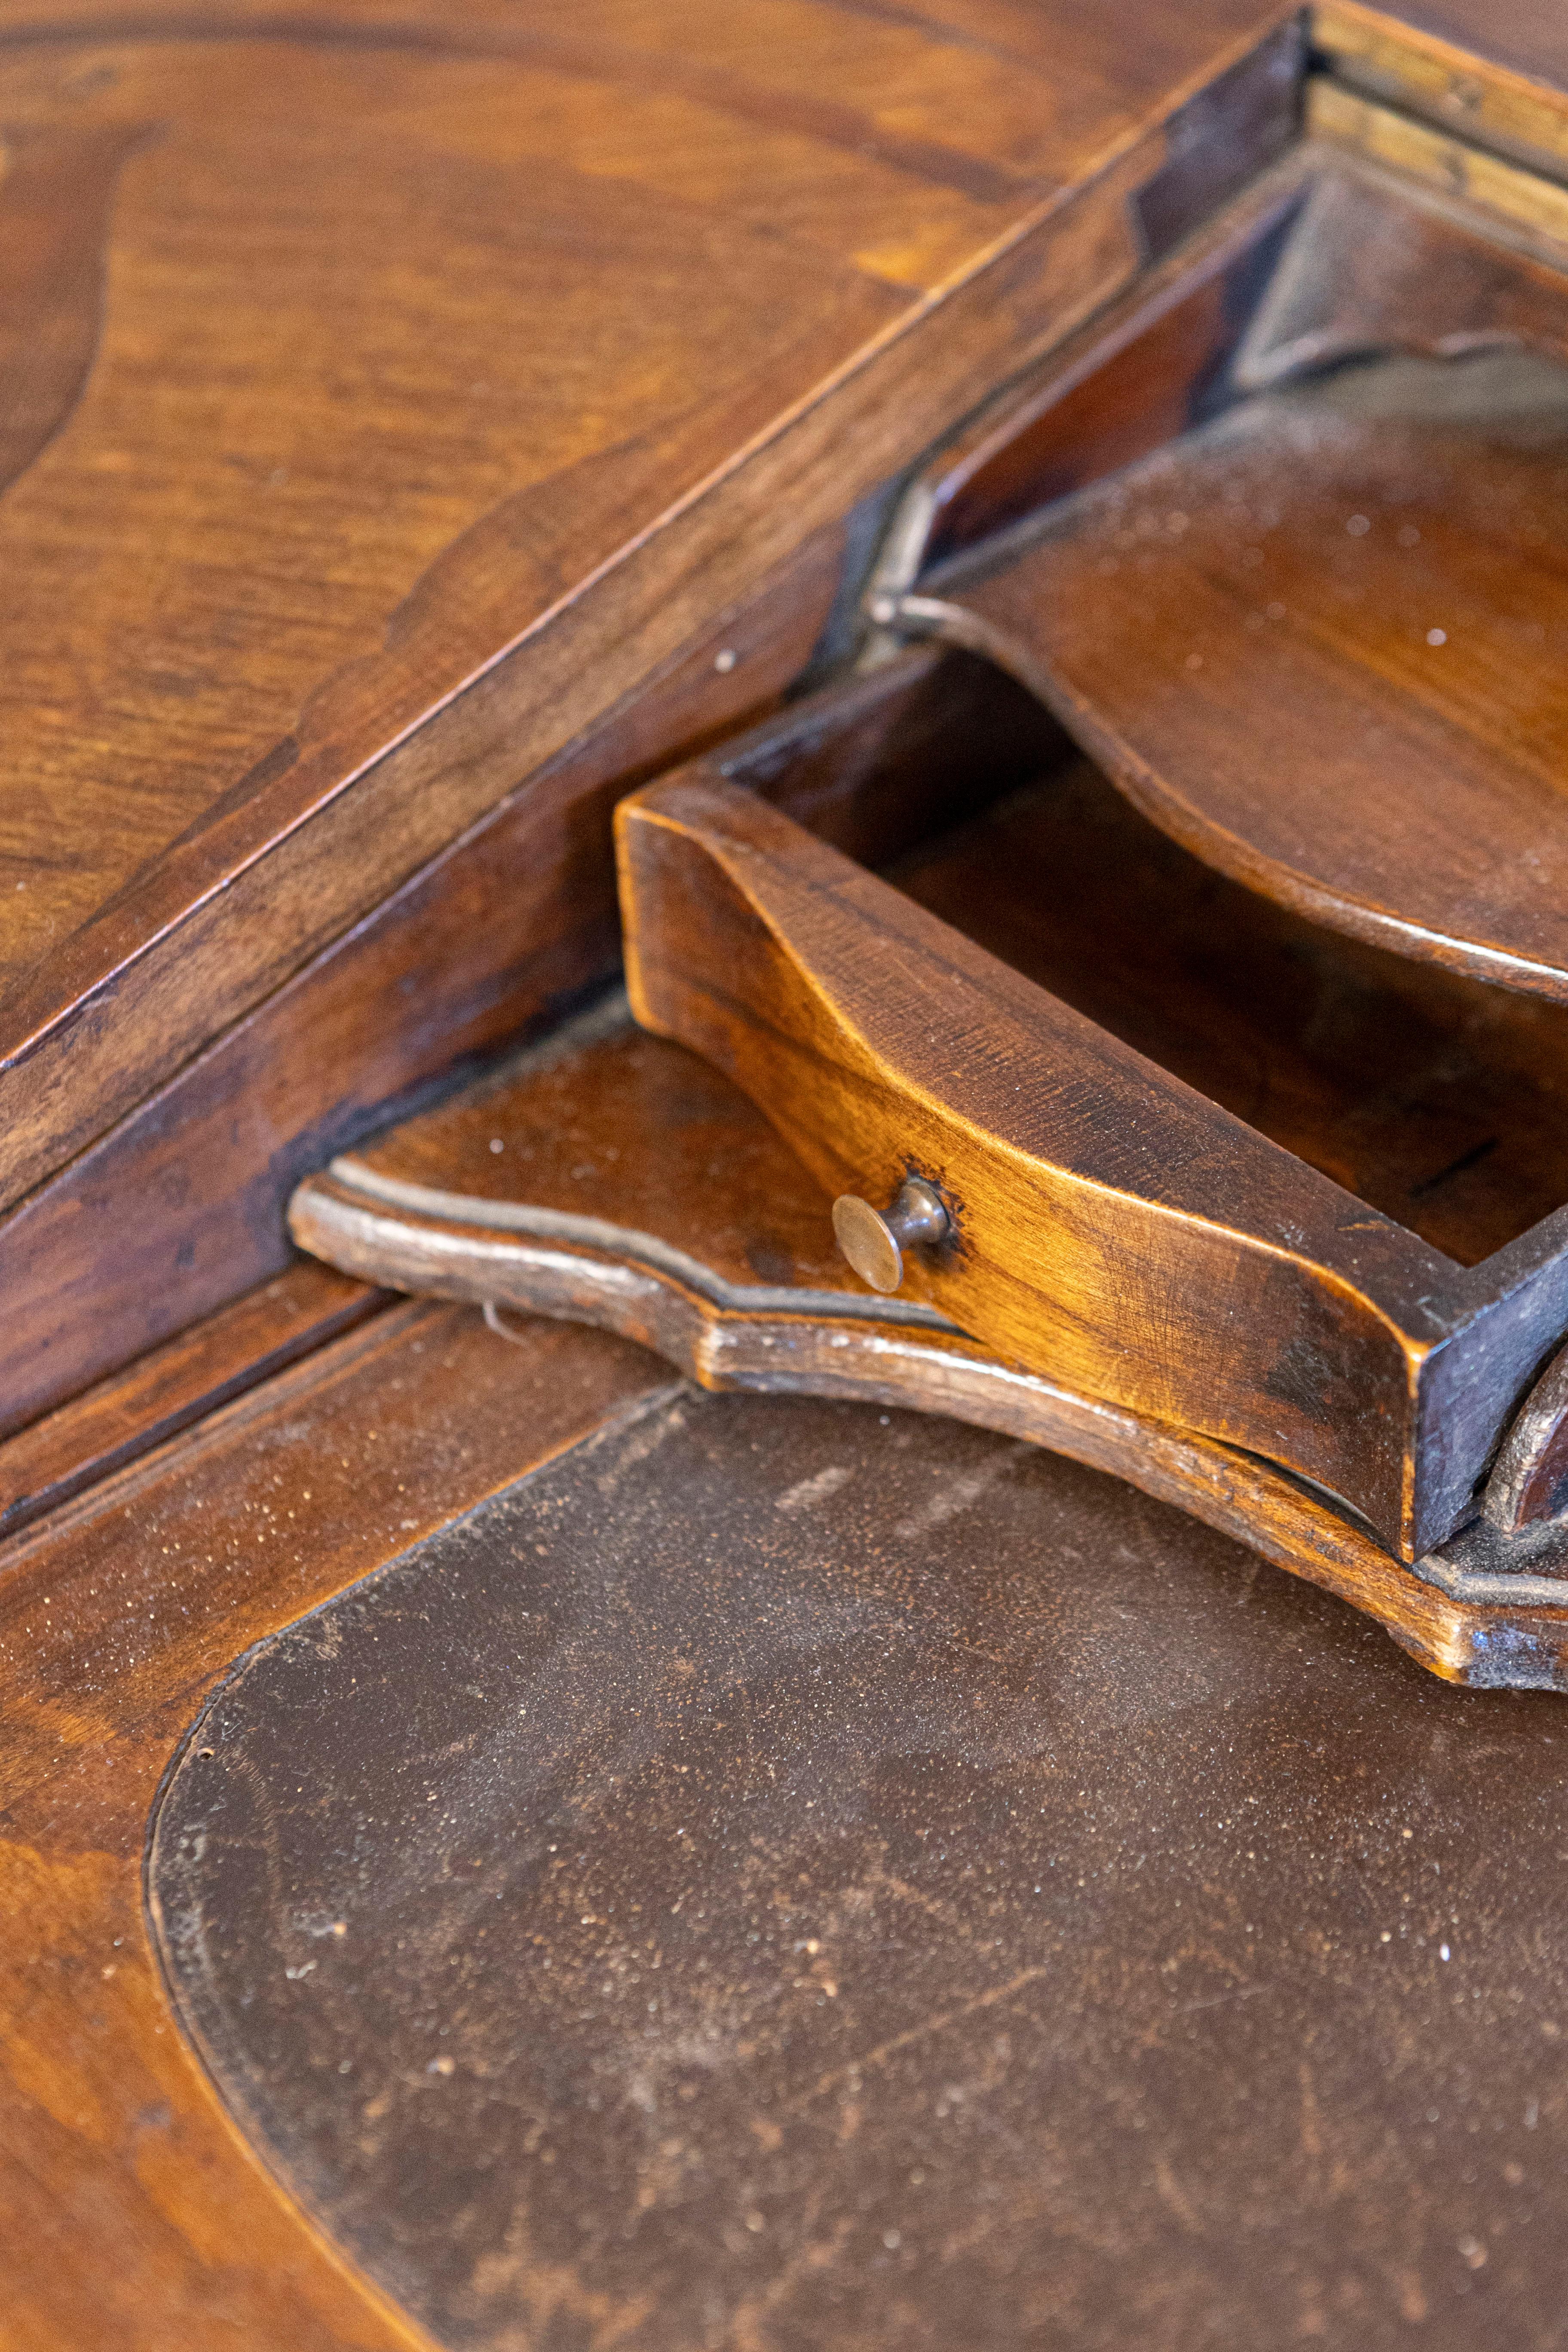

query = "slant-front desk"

[6,4,1568,2345]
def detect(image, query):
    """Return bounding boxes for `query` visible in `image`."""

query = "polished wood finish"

[15,6,1568,2343]
[0,0,1303,1224]
[619,760,1482,1559]
[0,519,845,1438]
[1319,0,1568,182]
[904,148,1568,1002]
[1311,79,1568,253]
[289,1014,1568,1690]
[888,765,1568,1273]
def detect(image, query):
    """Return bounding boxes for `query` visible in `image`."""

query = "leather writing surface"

[154,1385,1568,2350]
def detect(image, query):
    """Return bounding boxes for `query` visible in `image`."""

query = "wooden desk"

[6,3,1568,2344]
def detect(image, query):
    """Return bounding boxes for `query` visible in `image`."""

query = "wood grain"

[888,759,1568,1273]
[288,1013,1568,1690]
[0,1260,385,1540]
[897,151,1312,579]
[1311,79,1568,256]
[929,165,1568,1005]
[0,1292,667,2352]
[616,768,1465,1556]
[1318,0,1568,183]
[612,689,1568,1567]
[0,117,150,494]
[0,1,1302,1217]
[0,517,847,1439]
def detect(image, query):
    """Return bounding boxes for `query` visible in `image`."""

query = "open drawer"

[613,684,1568,1572]
[615,123,1568,1574]
[294,119,1568,1681]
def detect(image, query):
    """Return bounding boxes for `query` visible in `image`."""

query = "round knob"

[831,1178,949,1295]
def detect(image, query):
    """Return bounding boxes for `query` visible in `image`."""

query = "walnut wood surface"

[0,1289,667,2352]
[1233,156,1568,386]
[1311,80,1568,255]
[891,763,1568,1273]
[0,1259,384,1540]
[917,156,1568,1004]
[0,0,1307,1220]
[9,9,1568,2341]
[1320,0,1568,181]
[0,518,846,1438]
[288,1015,1568,1691]
[618,768,1476,1556]
[891,152,1311,582]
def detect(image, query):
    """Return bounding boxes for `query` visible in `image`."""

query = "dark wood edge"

[1484,1337,1568,1532]
[289,1168,1568,1693]
[0,1261,391,1544]
[0,520,848,1442]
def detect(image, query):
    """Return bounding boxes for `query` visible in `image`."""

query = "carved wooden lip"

[322,1154,961,1335]
[291,1155,1568,1692]
[615,764,1568,1565]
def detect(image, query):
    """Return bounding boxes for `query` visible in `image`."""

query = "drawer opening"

[882,736,1568,1271]
[713,631,1568,1274]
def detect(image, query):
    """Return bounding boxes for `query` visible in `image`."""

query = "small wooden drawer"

[617,131,1568,1568]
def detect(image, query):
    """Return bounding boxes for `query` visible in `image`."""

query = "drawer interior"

[894,141,1568,1022]
[885,750,1568,1268]
[841,138,1568,1271]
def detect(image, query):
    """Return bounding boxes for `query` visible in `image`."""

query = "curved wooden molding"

[1485,1338,1568,1532]
[618,769,1545,1561]
[291,1153,1568,1694]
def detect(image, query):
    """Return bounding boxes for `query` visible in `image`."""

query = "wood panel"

[905,157,1311,576]
[0,1261,385,1541]
[934,184,1568,1004]
[889,763,1568,1272]
[0,0,1304,1218]
[609,690,1568,1565]
[0,518,846,1439]
[1311,79,1568,254]
[1319,0,1568,181]
[0,1292,668,2352]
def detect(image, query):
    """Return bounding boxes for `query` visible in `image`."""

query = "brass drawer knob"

[832,1177,949,1294]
